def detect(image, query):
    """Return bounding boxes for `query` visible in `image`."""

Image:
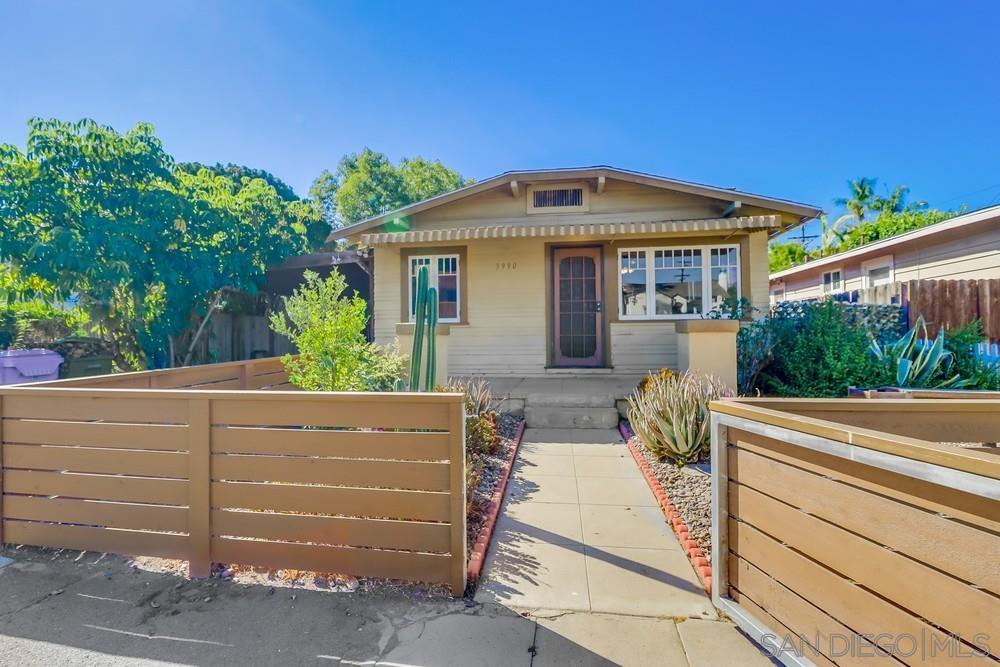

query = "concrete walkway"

[475,428,773,666]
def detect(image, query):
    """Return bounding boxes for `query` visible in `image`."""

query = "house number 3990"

[496,262,518,270]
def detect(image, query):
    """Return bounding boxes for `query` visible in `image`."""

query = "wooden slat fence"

[0,362,467,594]
[710,399,1000,666]
[839,279,1000,341]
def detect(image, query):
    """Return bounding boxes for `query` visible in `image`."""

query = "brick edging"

[466,418,526,589]
[618,421,712,594]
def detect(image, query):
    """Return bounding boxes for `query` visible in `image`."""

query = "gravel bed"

[623,420,713,562]
[465,412,522,550]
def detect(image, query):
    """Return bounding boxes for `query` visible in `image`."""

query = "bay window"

[618,245,740,319]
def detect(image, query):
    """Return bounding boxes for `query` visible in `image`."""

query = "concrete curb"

[618,421,712,595]
[466,418,526,588]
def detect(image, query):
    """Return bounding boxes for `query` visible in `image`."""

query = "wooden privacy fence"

[837,278,1000,341]
[710,398,1000,666]
[0,359,467,594]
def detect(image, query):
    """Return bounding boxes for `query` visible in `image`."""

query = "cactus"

[408,265,428,390]
[425,287,438,390]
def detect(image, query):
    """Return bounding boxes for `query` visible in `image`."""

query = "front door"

[552,246,604,367]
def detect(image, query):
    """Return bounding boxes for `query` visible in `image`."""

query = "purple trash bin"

[0,349,64,385]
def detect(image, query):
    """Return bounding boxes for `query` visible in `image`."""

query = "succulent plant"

[627,370,732,465]
[869,315,966,389]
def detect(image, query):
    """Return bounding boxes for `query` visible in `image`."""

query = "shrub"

[755,301,892,397]
[466,413,500,455]
[269,270,405,391]
[441,377,503,455]
[627,370,732,465]
[945,320,999,391]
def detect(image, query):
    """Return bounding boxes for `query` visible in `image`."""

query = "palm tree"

[834,177,878,224]
[872,184,927,216]
[819,213,854,256]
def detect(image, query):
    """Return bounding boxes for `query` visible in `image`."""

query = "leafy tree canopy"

[769,241,808,273]
[835,208,957,252]
[178,162,300,202]
[313,148,469,227]
[0,118,325,368]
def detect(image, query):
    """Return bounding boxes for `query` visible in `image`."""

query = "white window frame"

[861,255,894,289]
[408,254,461,323]
[525,182,590,215]
[617,245,741,320]
[821,267,844,295]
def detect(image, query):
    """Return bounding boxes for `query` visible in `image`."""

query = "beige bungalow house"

[770,204,1000,302]
[336,167,819,425]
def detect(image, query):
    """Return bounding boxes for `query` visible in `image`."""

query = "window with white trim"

[861,255,894,288]
[618,245,740,319]
[822,269,843,295]
[409,255,460,322]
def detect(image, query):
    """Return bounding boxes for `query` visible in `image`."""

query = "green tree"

[0,118,322,368]
[834,177,878,224]
[269,270,405,391]
[324,148,469,225]
[836,209,956,252]
[308,169,339,229]
[871,184,925,216]
[178,162,300,201]
[768,241,808,272]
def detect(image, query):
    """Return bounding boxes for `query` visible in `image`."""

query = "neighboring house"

[337,166,820,377]
[770,205,1000,303]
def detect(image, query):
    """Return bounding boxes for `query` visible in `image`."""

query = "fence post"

[188,398,212,578]
[448,396,467,595]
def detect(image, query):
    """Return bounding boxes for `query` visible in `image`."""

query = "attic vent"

[526,182,590,214]
[533,187,583,208]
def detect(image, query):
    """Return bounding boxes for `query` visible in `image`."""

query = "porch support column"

[675,320,739,391]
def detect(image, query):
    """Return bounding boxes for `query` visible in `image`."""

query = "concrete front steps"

[523,391,620,429]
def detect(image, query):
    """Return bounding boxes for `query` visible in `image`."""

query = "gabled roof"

[332,165,822,241]
[770,204,1000,281]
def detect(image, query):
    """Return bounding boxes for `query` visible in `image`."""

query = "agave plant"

[627,370,732,465]
[869,316,966,388]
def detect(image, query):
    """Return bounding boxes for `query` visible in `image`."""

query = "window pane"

[620,251,647,316]
[868,266,891,286]
[437,274,458,319]
[710,248,739,310]
[654,249,703,315]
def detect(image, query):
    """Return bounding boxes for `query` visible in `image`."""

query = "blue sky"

[3,1,999,241]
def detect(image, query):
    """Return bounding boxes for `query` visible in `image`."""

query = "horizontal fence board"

[211,455,450,491]
[783,409,999,447]
[729,518,994,667]
[729,481,996,650]
[2,395,188,424]
[186,379,244,390]
[211,399,451,430]
[211,427,450,461]
[211,537,451,583]
[5,470,188,506]
[4,495,188,533]
[729,428,1000,532]
[149,366,241,389]
[211,510,450,553]
[4,444,189,480]
[212,481,450,522]
[4,521,188,560]
[728,445,1000,594]
[3,420,188,451]
[714,401,1000,480]
[729,589,838,667]
[729,556,893,667]
[245,373,289,390]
